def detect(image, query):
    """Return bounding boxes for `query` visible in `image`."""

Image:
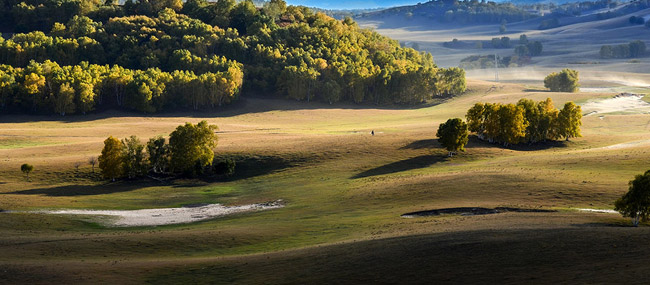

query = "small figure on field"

[371,130,374,136]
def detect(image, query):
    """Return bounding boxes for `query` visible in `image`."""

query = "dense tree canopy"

[465,98,582,146]
[0,0,466,115]
[615,170,650,226]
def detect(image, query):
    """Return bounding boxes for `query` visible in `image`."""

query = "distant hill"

[357,0,538,25]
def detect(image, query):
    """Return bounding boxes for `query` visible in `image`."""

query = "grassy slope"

[1,79,650,283]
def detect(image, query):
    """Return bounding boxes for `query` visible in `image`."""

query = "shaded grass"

[146,225,650,284]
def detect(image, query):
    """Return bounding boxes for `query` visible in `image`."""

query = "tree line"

[363,0,537,25]
[465,98,582,146]
[600,40,647,59]
[0,60,243,114]
[0,0,467,114]
[98,120,235,180]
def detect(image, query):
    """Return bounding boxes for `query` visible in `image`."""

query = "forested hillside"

[0,0,465,115]
[358,0,536,24]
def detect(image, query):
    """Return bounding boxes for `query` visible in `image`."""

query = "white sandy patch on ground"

[580,94,650,115]
[578,208,618,214]
[32,201,284,227]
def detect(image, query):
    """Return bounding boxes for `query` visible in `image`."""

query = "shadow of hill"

[400,139,440,150]
[5,181,154,197]
[351,155,447,179]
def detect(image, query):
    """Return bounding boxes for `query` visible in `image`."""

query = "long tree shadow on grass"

[351,155,448,179]
[466,135,569,151]
[400,139,440,150]
[5,181,155,197]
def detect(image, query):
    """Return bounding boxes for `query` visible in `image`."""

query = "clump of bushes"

[544,69,579,92]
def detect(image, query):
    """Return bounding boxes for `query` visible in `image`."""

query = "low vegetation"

[544,69,579,92]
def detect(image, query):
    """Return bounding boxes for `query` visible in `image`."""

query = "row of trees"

[365,0,537,24]
[98,121,232,180]
[600,40,647,59]
[1,0,467,112]
[465,98,582,146]
[544,69,579,92]
[0,60,243,114]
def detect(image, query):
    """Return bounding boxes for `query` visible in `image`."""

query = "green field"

[1,78,650,283]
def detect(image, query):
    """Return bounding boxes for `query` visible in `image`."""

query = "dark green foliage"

[600,41,646,59]
[213,158,236,176]
[615,170,650,226]
[544,69,579,92]
[436,118,469,156]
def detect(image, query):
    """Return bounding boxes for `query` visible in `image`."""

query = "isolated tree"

[544,69,579,92]
[557,101,582,141]
[168,121,218,175]
[122,136,147,179]
[21,163,34,180]
[436,118,469,156]
[88,156,97,172]
[98,136,124,181]
[615,170,650,226]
